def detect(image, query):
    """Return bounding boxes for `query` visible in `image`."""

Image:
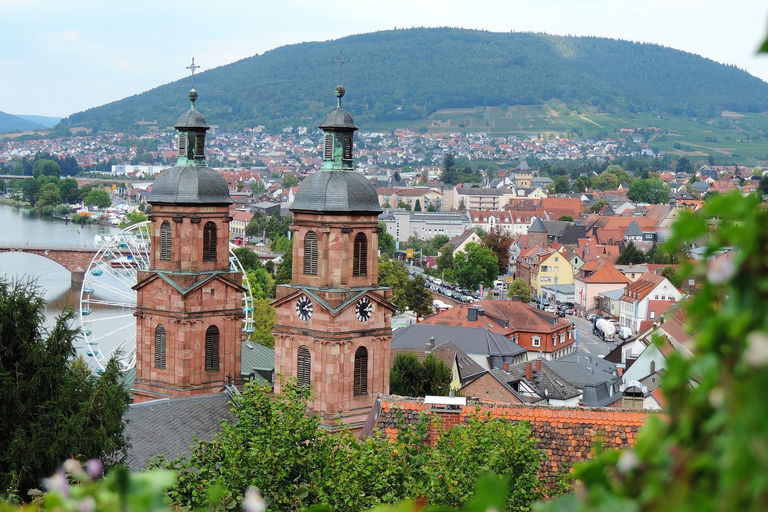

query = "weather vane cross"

[186,57,201,87]
[334,50,348,85]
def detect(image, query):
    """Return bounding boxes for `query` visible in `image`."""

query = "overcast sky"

[2,0,768,118]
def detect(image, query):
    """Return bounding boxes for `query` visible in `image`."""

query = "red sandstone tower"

[132,88,245,402]
[273,85,396,428]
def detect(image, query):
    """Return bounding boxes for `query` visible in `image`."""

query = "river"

[0,204,123,365]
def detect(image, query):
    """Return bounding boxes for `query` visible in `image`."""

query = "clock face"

[356,297,373,322]
[296,296,313,321]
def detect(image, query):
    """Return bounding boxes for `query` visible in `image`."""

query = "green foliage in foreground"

[537,191,768,512]
[3,462,517,512]
[150,380,556,512]
[390,352,452,397]
[0,280,130,501]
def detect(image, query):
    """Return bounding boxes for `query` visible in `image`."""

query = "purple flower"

[85,459,103,480]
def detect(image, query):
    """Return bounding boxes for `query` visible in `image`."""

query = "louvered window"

[205,326,219,371]
[154,325,166,369]
[297,346,311,388]
[354,347,368,396]
[303,231,318,275]
[195,133,205,157]
[160,221,171,261]
[203,222,217,262]
[343,134,353,160]
[353,232,367,277]
[324,135,333,160]
[178,134,186,157]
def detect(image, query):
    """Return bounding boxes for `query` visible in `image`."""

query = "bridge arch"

[0,246,98,285]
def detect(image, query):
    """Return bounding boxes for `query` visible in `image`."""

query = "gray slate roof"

[241,341,275,386]
[541,220,571,238]
[487,359,580,401]
[319,106,358,131]
[291,170,382,214]
[150,166,232,205]
[175,107,209,129]
[392,324,526,361]
[625,220,643,237]
[528,217,547,233]
[547,352,618,388]
[124,393,235,471]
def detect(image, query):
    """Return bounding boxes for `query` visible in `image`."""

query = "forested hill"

[61,28,768,133]
[0,110,45,133]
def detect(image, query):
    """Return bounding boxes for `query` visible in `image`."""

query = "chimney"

[503,362,510,372]
[425,342,432,354]
[535,359,542,371]
[525,361,532,381]
[467,307,478,322]
[650,360,656,374]
[430,337,435,349]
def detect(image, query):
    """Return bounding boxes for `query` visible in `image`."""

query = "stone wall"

[371,396,650,478]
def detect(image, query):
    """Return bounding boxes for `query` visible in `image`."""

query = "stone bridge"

[0,244,98,285]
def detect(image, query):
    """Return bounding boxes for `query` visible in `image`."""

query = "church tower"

[132,87,246,402]
[273,85,396,429]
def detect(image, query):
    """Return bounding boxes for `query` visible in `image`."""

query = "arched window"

[160,221,171,261]
[154,325,166,369]
[353,232,367,276]
[297,346,311,388]
[354,346,368,396]
[203,222,217,262]
[303,231,318,275]
[205,326,219,371]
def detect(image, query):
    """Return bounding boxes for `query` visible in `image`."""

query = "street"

[568,315,615,358]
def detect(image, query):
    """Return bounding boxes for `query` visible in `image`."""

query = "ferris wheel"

[79,221,254,373]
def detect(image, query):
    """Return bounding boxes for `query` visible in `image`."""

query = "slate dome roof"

[318,107,358,131]
[290,170,381,214]
[150,166,231,205]
[175,108,209,130]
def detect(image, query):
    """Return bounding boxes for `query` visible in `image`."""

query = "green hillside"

[60,28,768,135]
[0,111,45,133]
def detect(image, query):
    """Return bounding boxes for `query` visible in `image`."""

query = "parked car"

[618,326,633,340]
[586,313,598,321]
[544,306,557,313]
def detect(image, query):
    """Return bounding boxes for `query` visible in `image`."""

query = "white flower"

[243,487,266,512]
[706,257,736,285]
[709,387,725,409]
[744,332,768,368]
[44,470,69,497]
[616,449,639,474]
[63,459,85,479]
